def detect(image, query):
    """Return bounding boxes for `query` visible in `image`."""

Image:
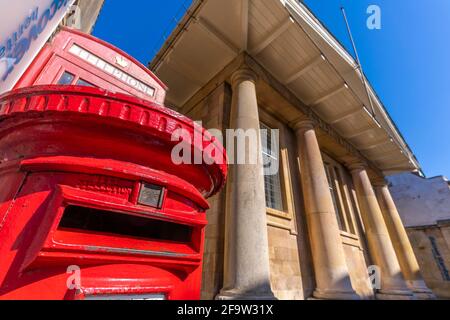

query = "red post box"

[0,28,227,300]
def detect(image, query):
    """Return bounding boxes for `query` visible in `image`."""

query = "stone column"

[217,68,275,300]
[349,163,414,299]
[374,179,435,299]
[294,119,359,300]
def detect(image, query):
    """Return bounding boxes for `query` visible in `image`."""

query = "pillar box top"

[0,85,228,201]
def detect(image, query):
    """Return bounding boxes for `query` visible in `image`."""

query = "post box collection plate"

[138,183,165,208]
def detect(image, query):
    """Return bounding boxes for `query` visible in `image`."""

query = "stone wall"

[64,0,105,34]
[181,83,231,300]
[388,173,450,298]
[267,226,304,300]
[407,225,450,299]
[342,242,374,299]
[201,192,225,300]
[388,173,450,228]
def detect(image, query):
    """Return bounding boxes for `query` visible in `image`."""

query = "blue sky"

[93,0,450,178]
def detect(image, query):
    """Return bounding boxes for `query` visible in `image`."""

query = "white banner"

[0,0,76,95]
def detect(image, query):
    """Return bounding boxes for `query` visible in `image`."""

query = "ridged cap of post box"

[0,85,228,198]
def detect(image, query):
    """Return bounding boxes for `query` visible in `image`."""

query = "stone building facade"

[149,0,435,300]
[63,0,105,34]
[389,173,450,299]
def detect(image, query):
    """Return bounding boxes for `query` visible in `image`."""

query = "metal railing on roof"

[149,0,193,64]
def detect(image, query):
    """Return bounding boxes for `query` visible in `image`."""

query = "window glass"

[336,168,357,234]
[57,71,75,85]
[260,122,283,211]
[324,161,358,234]
[325,163,345,230]
[76,78,95,87]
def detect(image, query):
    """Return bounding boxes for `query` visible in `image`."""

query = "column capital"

[346,160,368,173]
[231,67,258,88]
[372,177,388,187]
[292,116,315,134]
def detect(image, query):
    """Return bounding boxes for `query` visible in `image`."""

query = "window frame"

[259,108,298,235]
[322,153,358,236]
[57,71,76,85]
[260,121,284,212]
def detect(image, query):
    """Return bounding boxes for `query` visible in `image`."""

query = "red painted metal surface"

[15,27,168,104]
[0,29,227,300]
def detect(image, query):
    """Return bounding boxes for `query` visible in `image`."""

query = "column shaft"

[375,183,435,299]
[295,121,359,300]
[218,68,274,300]
[350,166,413,299]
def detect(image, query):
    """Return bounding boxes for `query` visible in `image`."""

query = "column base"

[407,280,436,300]
[313,288,361,300]
[376,289,415,300]
[216,289,276,301]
